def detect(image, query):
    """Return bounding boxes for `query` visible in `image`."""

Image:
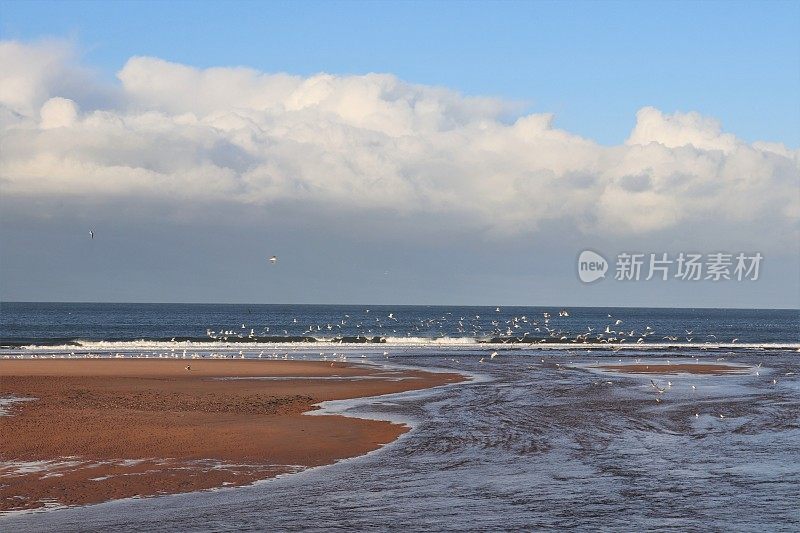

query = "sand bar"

[0,359,464,513]
[598,363,748,375]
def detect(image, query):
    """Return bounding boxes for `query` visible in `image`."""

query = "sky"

[0,0,798,307]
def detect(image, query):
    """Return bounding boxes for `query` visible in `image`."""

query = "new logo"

[578,250,608,283]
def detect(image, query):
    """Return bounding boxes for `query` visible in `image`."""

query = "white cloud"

[39,97,78,129]
[626,106,740,152]
[0,40,69,116]
[0,40,797,246]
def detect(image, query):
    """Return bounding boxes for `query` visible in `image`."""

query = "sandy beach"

[0,359,464,513]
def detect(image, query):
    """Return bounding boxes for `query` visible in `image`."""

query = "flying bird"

[269,256,277,264]
[89,231,94,239]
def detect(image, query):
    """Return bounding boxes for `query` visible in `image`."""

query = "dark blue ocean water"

[1,303,799,531]
[1,302,798,347]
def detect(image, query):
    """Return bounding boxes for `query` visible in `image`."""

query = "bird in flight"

[89,231,94,239]
[269,256,277,264]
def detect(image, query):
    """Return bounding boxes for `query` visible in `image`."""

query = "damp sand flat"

[0,359,464,513]
[597,363,749,375]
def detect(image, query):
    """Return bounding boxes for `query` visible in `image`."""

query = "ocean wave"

[2,337,798,353]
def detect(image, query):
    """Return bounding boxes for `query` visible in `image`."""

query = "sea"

[1,303,799,531]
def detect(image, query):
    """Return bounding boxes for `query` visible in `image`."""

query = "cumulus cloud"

[626,106,740,152]
[39,97,79,129]
[0,40,797,246]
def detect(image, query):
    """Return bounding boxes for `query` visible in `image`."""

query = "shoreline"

[0,359,465,514]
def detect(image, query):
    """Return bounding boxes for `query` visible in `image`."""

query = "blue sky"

[2,0,798,147]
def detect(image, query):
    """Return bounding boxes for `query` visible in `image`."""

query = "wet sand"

[598,363,748,375]
[0,359,464,513]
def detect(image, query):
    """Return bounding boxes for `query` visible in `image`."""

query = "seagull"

[89,230,94,239]
[490,351,497,359]
[185,365,191,371]
[269,256,277,264]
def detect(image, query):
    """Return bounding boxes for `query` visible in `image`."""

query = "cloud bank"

[1,40,797,246]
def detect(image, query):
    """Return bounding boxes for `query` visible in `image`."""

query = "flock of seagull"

[201,308,746,349]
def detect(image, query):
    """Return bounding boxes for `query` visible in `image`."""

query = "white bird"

[490,351,498,359]
[269,256,277,264]
[89,230,94,239]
